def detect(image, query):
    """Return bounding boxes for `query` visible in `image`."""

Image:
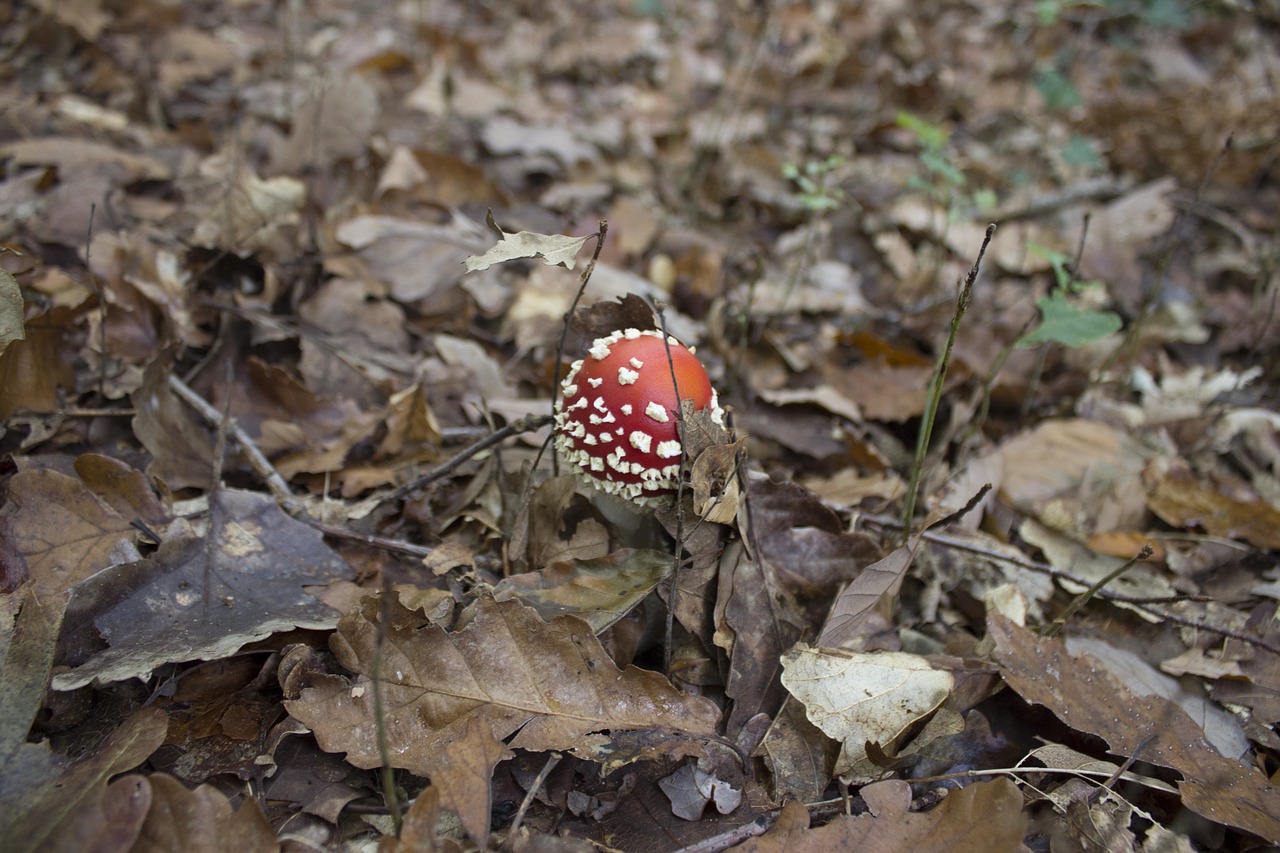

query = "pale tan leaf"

[0,269,23,357]
[464,230,591,272]
[781,645,953,779]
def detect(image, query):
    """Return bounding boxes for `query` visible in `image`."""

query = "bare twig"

[382,412,553,505]
[167,373,302,515]
[862,515,1280,657]
[548,220,608,474]
[1042,544,1153,638]
[504,752,561,849]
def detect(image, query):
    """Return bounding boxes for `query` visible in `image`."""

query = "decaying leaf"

[285,595,721,780]
[990,614,1280,843]
[3,708,168,853]
[781,645,954,780]
[734,778,1025,852]
[493,549,673,634]
[465,229,592,272]
[0,269,23,357]
[53,489,353,690]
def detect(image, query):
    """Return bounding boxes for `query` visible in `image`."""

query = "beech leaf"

[780,645,953,779]
[464,230,591,271]
[285,595,721,779]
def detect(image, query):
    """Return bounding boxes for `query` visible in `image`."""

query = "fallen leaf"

[493,549,672,634]
[129,772,279,853]
[1,455,164,599]
[990,614,1280,843]
[3,708,167,853]
[781,645,953,780]
[53,489,354,690]
[285,595,721,779]
[1145,456,1280,549]
[0,269,23,356]
[465,229,592,272]
[733,778,1025,852]
[335,215,484,303]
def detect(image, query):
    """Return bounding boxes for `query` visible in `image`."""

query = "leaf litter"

[1,0,1279,851]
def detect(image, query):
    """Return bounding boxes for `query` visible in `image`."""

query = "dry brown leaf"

[189,154,304,255]
[1144,457,1280,550]
[285,595,721,780]
[269,75,380,173]
[995,418,1149,539]
[493,549,672,634]
[54,489,353,690]
[0,306,78,420]
[816,541,916,650]
[757,696,840,802]
[4,708,168,853]
[334,215,485,303]
[734,778,1025,852]
[433,717,514,845]
[129,773,279,853]
[0,455,164,599]
[990,614,1280,843]
[830,361,933,423]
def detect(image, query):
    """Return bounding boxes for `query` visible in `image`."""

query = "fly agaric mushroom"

[554,328,724,502]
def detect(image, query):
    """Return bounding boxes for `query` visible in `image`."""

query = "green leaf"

[1034,66,1082,110]
[1020,294,1123,348]
[1061,134,1103,169]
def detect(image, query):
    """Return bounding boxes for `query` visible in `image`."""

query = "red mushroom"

[554,329,724,502]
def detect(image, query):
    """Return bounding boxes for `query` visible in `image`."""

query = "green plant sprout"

[782,155,846,212]
[896,112,996,220]
[1018,241,1122,347]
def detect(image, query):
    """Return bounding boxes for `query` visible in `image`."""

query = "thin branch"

[862,515,1280,657]
[168,373,302,515]
[382,413,553,505]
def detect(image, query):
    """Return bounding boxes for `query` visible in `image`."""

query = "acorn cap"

[553,329,724,502]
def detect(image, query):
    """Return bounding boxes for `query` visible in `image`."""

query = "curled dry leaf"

[735,778,1025,853]
[989,614,1280,843]
[284,595,721,780]
[492,548,673,634]
[464,229,592,271]
[780,645,953,781]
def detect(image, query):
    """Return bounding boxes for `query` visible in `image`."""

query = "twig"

[1041,544,1153,638]
[167,373,303,515]
[504,752,560,849]
[382,412,553,505]
[547,218,609,478]
[302,519,434,559]
[862,515,1280,657]
[900,224,996,542]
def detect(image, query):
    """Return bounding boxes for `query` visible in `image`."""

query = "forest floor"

[2,1,1280,851]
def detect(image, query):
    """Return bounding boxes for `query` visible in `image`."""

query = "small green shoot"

[782,155,846,212]
[1018,242,1122,347]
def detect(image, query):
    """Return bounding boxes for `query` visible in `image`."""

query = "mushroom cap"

[554,329,724,501]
